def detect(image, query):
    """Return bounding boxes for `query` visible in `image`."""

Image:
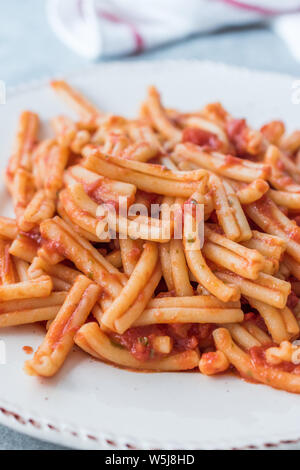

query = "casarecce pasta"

[3,80,300,394]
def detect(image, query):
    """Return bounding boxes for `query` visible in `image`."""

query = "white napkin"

[274,13,300,62]
[47,0,300,60]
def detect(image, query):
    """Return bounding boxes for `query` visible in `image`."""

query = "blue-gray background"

[0,0,300,450]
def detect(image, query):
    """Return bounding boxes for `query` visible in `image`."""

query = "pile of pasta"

[3,81,300,393]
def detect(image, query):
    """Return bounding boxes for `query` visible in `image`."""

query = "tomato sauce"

[42,239,66,258]
[276,174,294,187]
[225,118,262,158]
[128,246,142,263]
[84,180,118,209]
[250,345,300,374]
[226,118,247,152]
[156,290,176,298]
[182,127,221,151]
[20,229,42,247]
[287,291,299,310]
[243,312,257,322]
[223,154,243,167]
[109,325,166,362]
[288,226,300,244]
[108,323,214,362]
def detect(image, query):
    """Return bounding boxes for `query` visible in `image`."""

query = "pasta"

[3,80,300,394]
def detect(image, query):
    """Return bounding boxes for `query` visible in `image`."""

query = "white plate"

[1,60,300,450]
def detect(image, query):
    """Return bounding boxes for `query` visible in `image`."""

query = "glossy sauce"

[226,118,247,155]
[20,230,42,247]
[109,323,214,362]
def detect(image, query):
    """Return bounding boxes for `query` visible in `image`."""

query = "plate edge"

[6,59,299,98]
[1,397,300,450]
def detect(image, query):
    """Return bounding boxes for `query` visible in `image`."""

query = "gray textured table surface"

[1,0,300,451]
